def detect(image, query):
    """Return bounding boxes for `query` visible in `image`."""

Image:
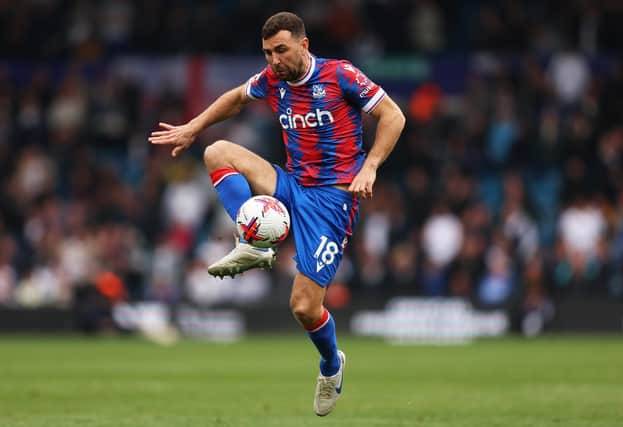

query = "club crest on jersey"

[279,87,286,99]
[312,84,326,99]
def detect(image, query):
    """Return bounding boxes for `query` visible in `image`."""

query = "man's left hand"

[348,165,376,199]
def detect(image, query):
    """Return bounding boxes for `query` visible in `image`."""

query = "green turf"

[0,335,622,426]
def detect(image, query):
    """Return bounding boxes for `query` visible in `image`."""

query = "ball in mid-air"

[236,195,290,248]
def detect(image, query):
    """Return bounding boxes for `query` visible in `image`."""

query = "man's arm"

[348,95,406,199]
[149,84,252,157]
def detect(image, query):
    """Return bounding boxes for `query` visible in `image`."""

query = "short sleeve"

[336,61,386,113]
[245,67,269,100]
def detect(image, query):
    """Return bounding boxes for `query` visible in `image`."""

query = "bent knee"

[290,298,321,326]
[203,139,233,170]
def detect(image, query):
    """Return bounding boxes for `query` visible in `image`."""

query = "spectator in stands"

[421,201,463,296]
[554,192,608,295]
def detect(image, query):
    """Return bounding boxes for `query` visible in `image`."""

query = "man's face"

[262,30,308,81]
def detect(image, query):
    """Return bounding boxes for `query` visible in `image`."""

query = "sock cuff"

[305,308,330,332]
[210,167,239,186]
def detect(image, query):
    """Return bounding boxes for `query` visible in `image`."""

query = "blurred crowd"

[0,1,622,327]
[1,0,622,59]
[365,55,623,313]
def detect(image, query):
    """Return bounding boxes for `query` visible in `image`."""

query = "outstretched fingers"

[150,130,173,137]
[149,128,181,144]
[148,122,194,157]
[148,122,178,143]
[148,134,175,144]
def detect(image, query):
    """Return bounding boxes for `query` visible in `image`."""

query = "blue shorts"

[272,166,360,287]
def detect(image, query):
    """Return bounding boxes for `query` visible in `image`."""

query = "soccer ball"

[236,195,290,248]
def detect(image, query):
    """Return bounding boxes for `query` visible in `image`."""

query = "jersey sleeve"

[245,67,270,100]
[336,61,386,114]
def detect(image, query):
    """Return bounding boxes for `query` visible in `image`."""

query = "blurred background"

[1,0,622,341]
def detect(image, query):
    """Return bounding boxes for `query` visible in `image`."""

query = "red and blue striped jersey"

[245,54,385,187]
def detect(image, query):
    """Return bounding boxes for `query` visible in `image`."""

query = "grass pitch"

[0,335,621,426]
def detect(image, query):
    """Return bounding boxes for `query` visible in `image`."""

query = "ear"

[300,37,309,51]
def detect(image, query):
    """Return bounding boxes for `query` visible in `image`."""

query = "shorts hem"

[295,263,331,288]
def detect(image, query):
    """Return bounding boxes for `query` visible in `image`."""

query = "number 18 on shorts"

[288,191,358,288]
[273,166,359,287]
[314,235,341,273]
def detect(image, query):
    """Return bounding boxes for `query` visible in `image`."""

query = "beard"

[273,59,305,82]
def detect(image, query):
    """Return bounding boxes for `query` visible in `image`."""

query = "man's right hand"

[149,122,199,157]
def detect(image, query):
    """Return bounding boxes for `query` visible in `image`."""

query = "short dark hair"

[261,12,306,40]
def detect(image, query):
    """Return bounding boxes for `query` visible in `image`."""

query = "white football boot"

[313,350,346,416]
[207,238,276,278]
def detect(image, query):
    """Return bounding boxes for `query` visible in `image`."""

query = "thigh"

[205,140,277,196]
[291,187,359,287]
